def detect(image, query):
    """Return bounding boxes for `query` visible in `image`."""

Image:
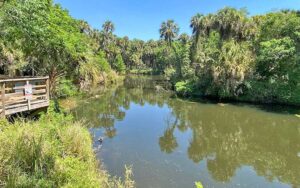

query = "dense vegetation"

[0,104,134,187]
[0,0,122,97]
[173,8,300,106]
[1,0,299,105]
[135,8,300,106]
[0,0,299,187]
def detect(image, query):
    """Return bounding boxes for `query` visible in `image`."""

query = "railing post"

[46,77,50,100]
[26,80,31,110]
[1,82,6,117]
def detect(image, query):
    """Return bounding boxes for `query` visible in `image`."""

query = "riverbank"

[173,80,300,107]
[0,103,134,188]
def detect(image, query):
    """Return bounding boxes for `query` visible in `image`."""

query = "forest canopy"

[0,0,299,105]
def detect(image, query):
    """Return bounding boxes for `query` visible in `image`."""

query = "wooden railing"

[0,76,50,117]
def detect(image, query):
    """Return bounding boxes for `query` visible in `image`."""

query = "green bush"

[0,105,134,188]
[242,80,300,105]
[57,79,78,98]
[113,54,126,74]
[175,81,195,96]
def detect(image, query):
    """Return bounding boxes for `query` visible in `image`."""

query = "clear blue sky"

[54,0,300,41]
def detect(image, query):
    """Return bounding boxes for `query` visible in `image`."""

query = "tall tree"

[102,20,115,34]
[100,20,115,48]
[190,13,204,45]
[100,20,118,65]
[159,20,179,46]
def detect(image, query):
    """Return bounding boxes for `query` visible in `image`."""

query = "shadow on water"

[69,75,300,188]
[179,96,300,116]
[253,104,300,115]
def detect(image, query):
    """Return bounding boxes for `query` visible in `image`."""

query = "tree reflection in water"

[73,76,170,137]
[72,76,300,187]
[159,116,179,153]
[163,99,300,186]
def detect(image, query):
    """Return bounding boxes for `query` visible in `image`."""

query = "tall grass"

[0,105,134,188]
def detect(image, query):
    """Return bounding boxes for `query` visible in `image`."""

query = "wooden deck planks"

[5,101,49,115]
[0,77,50,117]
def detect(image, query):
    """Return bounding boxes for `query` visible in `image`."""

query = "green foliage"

[121,8,300,106]
[79,51,112,89]
[164,66,176,80]
[195,181,204,188]
[1,1,300,107]
[256,11,300,43]
[194,33,254,98]
[175,81,195,96]
[52,156,101,187]
[159,20,179,46]
[181,8,300,105]
[248,11,300,105]
[56,79,78,98]
[0,0,115,96]
[0,105,134,188]
[1,0,86,75]
[113,54,126,73]
[256,37,296,79]
[180,44,194,80]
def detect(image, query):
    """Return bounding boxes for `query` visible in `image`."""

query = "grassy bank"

[0,104,134,188]
[174,80,300,107]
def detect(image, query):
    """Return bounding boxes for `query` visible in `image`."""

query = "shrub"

[0,106,134,187]
[175,81,195,96]
[112,54,126,74]
[56,79,78,98]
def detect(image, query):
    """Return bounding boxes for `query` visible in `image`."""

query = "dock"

[0,76,50,117]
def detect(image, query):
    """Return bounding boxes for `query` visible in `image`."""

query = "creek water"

[70,76,300,188]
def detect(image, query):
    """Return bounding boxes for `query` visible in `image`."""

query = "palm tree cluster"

[190,8,256,43]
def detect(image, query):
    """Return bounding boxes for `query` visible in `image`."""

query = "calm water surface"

[71,76,300,188]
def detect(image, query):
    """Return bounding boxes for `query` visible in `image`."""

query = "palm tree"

[100,21,116,59]
[190,14,206,62]
[78,20,91,34]
[159,20,179,46]
[214,7,249,40]
[190,13,213,43]
[178,33,190,44]
[102,20,115,34]
[190,14,204,43]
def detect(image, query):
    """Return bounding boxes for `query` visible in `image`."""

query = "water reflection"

[72,76,300,188]
[159,127,178,153]
[74,76,171,137]
[163,99,300,186]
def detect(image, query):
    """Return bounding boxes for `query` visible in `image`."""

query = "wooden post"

[46,77,50,100]
[26,80,31,110]
[1,82,5,117]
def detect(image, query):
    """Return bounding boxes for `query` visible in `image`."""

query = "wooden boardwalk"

[0,77,50,117]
